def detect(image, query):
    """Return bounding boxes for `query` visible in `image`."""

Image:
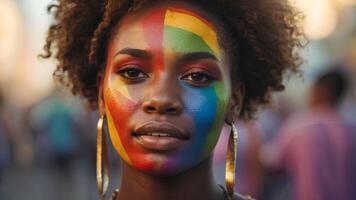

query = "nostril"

[142,100,182,115]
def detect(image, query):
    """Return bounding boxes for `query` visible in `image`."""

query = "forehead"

[110,4,222,59]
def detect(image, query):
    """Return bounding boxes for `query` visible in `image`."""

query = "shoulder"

[233,193,255,200]
[218,184,255,200]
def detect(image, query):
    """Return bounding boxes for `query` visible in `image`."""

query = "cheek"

[103,76,138,164]
[182,85,217,130]
[181,82,229,156]
[105,76,138,123]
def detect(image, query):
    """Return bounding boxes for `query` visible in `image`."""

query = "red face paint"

[103,3,231,175]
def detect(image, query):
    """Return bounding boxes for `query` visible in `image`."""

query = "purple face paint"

[104,4,231,175]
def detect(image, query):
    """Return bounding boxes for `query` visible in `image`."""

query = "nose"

[143,99,182,115]
[142,77,183,115]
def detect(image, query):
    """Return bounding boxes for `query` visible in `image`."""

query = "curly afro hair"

[41,0,305,119]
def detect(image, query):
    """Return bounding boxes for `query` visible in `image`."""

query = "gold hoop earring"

[97,114,109,200]
[226,120,238,200]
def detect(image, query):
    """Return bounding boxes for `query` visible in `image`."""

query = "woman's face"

[103,3,231,175]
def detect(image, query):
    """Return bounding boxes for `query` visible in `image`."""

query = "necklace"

[217,184,254,200]
[109,189,119,200]
[108,185,254,200]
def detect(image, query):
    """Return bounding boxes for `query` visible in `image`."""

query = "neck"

[310,102,337,112]
[116,156,224,200]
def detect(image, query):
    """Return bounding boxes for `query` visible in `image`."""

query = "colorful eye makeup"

[103,4,231,174]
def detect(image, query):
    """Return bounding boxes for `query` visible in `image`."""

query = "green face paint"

[104,4,231,175]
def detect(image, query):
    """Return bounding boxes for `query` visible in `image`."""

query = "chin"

[121,151,209,177]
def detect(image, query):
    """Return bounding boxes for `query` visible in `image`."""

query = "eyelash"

[180,71,215,86]
[117,65,149,82]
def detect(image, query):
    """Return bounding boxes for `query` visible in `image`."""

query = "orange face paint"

[103,4,230,175]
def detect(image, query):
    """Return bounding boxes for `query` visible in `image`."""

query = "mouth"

[132,121,190,151]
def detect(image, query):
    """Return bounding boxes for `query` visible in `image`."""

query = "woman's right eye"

[117,66,149,82]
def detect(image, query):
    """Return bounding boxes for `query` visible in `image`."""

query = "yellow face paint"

[164,8,221,59]
[105,104,132,164]
[103,4,230,175]
[112,76,134,102]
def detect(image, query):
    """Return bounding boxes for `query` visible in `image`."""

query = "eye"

[181,71,214,86]
[117,66,149,82]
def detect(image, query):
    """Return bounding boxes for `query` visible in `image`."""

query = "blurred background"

[0,0,355,199]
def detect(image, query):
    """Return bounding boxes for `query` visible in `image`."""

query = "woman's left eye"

[181,72,214,86]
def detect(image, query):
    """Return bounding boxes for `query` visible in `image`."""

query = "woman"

[42,0,304,199]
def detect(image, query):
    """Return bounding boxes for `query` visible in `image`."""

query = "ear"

[225,83,245,124]
[98,72,106,116]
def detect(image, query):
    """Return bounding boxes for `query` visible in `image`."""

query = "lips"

[133,121,190,151]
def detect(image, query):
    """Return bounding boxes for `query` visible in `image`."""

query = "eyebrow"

[114,49,218,62]
[114,48,153,59]
[181,52,218,62]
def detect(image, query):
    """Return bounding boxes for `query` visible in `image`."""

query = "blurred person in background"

[262,67,356,200]
[29,89,78,170]
[27,89,82,200]
[257,97,296,200]
[0,91,10,182]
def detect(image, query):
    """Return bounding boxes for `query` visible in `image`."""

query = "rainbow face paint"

[103,4,231,175]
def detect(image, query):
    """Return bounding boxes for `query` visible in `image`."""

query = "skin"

[308,85,334,109]
[101,2,236,200]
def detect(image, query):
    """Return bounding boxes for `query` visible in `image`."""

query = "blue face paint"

[160,82,218,170]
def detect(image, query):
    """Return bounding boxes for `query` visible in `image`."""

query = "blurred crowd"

[1,0,356,200]
[0,89,101,200]
[213,67,356,200]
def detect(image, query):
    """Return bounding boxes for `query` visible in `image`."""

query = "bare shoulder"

[217,185,255,200]
[233,193,256,200]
